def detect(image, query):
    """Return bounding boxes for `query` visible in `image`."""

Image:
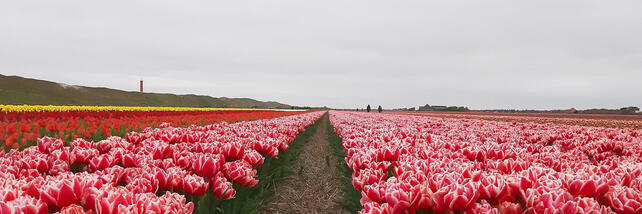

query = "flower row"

[400,111,642,130]
[0,104,284,113]
[0,111,324,213]
[329,111,642,214]
[1,107,306,150]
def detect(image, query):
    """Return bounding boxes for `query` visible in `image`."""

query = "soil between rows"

[260,114,349,214]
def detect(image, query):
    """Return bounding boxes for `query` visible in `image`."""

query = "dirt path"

[261,114,349,214]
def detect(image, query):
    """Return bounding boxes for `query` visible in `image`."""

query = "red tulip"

[211,176,235,199]
[352,168,386,191]
[359,202,391,214]
[40,181,76,209]
[432,181,480,211]
[462,147,485,162]
[629,178,642,192]
[385,188,412,213]
[182,174,209,196]
[223,160,258,187]
[49,159,70,176]
[464,200,499,214]
[525,187,576,214]
[121,154,137,167]
[362,183,386,204]
[94,191,131,214]
[242,150,264,168]
[479,173,507,205]
[412,184,434,210]
[50,148,71,164]
[96,165,126,184]
[192,153,224,178]
[0,189,17,202]
[88,154,115,172]
[222,142,245,161]
[254,141,279,157]
[606,186,642,214]
[20,156,49,173]
[161,132,180,144]
[0,196,48,214]
[135,192,194,213]
[125,132,144,144]
[499,202,523,214]
[59,204,91,214]
[125,177,158,194]
[381,147,399,161]
[575,197,612,214]
[462,168,482,181]
[70,147,98,165]
[152,168,170,190]
[173,151,195,169]
[37,136,64,154]
[96,140,113,154]
[151,144,170,160]
[166,167,190,190]
[564,175,609,198]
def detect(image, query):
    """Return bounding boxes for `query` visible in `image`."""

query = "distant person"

[378,105,382,113]
[367,105,371,112]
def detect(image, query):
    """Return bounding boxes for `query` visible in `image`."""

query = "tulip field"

[2,106,642,214]
[401,111,642,130]
[0,105,305,150]
[329,111,642,213]
[0,105,324,213]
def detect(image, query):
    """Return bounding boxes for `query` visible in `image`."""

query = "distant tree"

[367,105,371,112]
[620,106,640,114]
[378,105,382,113]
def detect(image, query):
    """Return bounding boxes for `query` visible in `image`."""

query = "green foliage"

[445,106,469,111]
[298,165,305,176]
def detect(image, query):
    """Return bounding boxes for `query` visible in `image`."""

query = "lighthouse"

[140,80,143,93]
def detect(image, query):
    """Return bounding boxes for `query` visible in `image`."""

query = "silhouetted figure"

[378,105,382,113]
[367,105,371,112]
[356,108,359,111]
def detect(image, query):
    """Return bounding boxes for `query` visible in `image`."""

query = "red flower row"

[1,110,306,150]
[329,111,642,214]
[0,111,324,213]
[399,111,642,130]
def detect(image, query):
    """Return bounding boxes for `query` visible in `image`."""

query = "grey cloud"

[1,0,641,109]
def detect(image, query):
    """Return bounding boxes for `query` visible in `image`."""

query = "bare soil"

[260,115,349,214]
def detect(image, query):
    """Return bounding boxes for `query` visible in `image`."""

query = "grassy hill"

[0,74,291,108]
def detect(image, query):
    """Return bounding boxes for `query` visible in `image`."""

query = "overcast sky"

[1,0,641,110]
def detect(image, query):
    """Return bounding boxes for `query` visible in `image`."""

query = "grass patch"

[192,112,325,214]
[327,118,362,213]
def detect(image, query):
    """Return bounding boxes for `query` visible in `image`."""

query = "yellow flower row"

[0,105,282,113]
